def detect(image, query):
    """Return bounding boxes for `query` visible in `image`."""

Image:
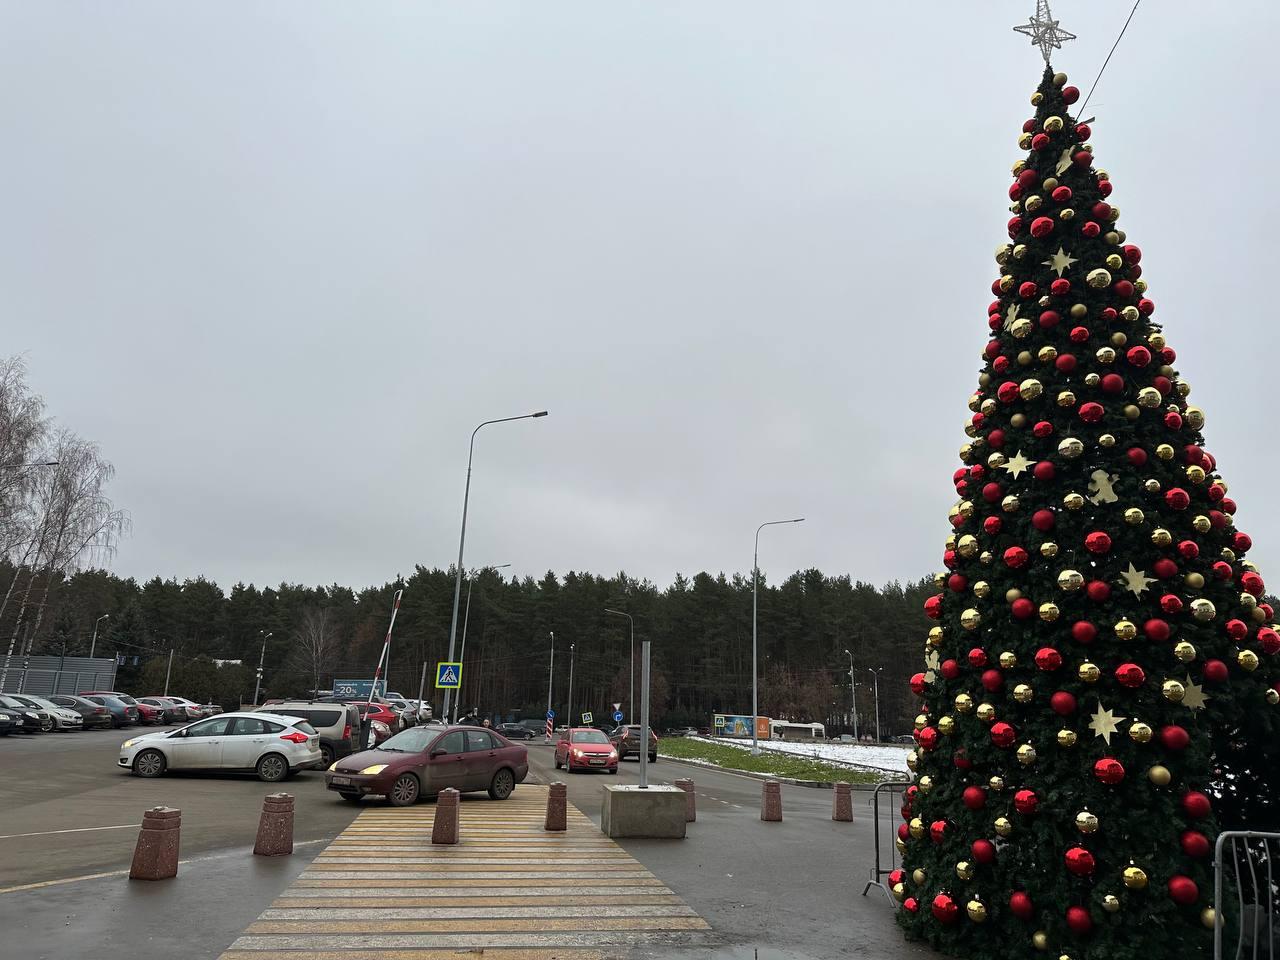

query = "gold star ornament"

[924,647,941,683]
[1181,676,1209,711]
[1001,450,1033,478]
[1003,303,1021,332]
[1055,147,1075,177]
[1119,563,1156,597]
[1043,247,1079,278]
[1089,702,1126,744]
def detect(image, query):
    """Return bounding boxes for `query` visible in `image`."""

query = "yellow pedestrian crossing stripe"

[218,786,711,959]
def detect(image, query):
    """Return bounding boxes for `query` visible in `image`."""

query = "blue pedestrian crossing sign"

[546,709,555,719]
[613,710,624,723]
[435,661,462,689]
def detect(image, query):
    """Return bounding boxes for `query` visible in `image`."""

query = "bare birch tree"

[290,606,338,696]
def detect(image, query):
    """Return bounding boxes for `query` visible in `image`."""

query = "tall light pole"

[545,631,555,742]
[455,563,510,722]
[604,608,634,723]
[844,648,858,741]
[567,643,576,728]
[252,630,273,706]
[752,517,804,756]
[443,411,548,722]
[867,667,884,743]
[88,614,110,660]
[163,648,175,696]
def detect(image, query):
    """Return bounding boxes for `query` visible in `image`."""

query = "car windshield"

[378,727,436,752]
[0,695,29,710]
[22,696,59,710]
[573,730,610,744]
[113,695,138,705]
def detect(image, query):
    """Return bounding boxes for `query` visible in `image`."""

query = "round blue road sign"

[613,710,624,723]
[546,710,555,719]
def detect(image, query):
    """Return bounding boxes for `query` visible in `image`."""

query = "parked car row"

[119,710,324,782]
[0,691,223,735]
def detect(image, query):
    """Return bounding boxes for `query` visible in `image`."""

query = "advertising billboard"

[713,714,771,739]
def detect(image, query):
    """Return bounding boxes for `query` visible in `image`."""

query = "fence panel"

[861,779,912,902]
[1215,830,1280,960]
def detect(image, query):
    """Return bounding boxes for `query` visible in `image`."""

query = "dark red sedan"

[555,727,618,774]
[324,724,528,806]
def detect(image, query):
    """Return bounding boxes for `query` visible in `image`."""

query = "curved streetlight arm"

[752,517,804,755]
[605,609,635,722]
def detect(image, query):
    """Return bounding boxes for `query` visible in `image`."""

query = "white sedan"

[118,711,323,782]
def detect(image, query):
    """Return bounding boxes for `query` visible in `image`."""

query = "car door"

[463,730,500,790]
[222,715,280,769]
[168,716,232,768]
[423,730,468,794]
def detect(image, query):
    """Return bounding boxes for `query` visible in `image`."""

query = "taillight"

[280,731,309,743]
[343,724,352,740]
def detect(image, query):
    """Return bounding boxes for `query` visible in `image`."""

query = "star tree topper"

[1013,0,1077,64]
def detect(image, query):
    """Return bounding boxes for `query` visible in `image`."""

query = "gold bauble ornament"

[1129,721,1153,743]
[938,716,955,736]
[1221,548,1237,563]
[1241,592,1259,609]
[966,899,987,922]
[1123,866,1149,890]
[919,775,933,792]
[1103,895,1121,913]
[1138,387,1162,408]
[1148,765,1172,786]
[1044,115,1064,132]
[1266,688,1280,705]
[958,534,979,557]
[1058,569,1084,591]
[1039,602,1060,622]
[959,442,974,460]
[995,816,1013,837]
[1013,243,1028,260]
[1013,684,1034,705]
[1125,404,1141,420]
[892,881,906,901]
[981,397,997,415]
[1058,437,1084,458]
[995,245,1012,266]
[980,550,994,565]
[914,714,928,731]
[1040,541,1060,557]
[1174,641,1197,663]
[1075,811,1099,833]
[1030,91,1044,105]
[1057,729,1078,747]
[1119,304,1138,322]
[955,693,974,713]
[1095,347,1117,364]
[1025,195,1043,212]
[1018,132,1034,149]
[1063,493,1085,510]
[913,868,926,885]
[1149,332,1167,349]
[989,775,1005,791]
[1114,620,1138,641]
[909,817,925,839]
[1011,318,1034,339]
[1087,268,1112,289]
[1002,494,1021,513]
[973,580,991,598]
[1186,406,1206,429]
[1052,71,1067,86]
[957,500,975,520]
[1032,930,1049,951]
[1125,508,1145,525]
[1186,572,1206,590]
[906,751,918,771]
[1038,345,1059,363]
[1105,253,1124,270]
[1020,378,1044,400]
[1148,528,1171,548]
[1238,649,1260,671]
[960,609,981,630]
[987,451,1007,468]
[1156,443,1175,460]
[1079,662,1101,682]
[929,625,945,645]
[1163,679,1187,702]
[1097,430,1114,445]
[1201,907,1216,929]
[977,703,996,722]
[895,835,906,854]
[1017,743,1038,765]
[1191,599,1217,622]
[1070,302,1088,318]
[999,651,1018,669]
[1011,412,1028,428]
[1056,390,1077,408]
[945,534,958,550]
[1006,588,1024,603]
[1012,159,1028,174]
[956,860,975,880]
[1187,465,1206,484]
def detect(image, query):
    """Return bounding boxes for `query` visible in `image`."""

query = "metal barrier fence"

[0,659,117,697]
[1216,830,1280,959]
[861,779,912,902]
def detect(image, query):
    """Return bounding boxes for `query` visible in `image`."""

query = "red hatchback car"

[555,727,618,774]
[325,724,528,806]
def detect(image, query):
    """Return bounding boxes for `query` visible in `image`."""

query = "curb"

[654,753,885,791]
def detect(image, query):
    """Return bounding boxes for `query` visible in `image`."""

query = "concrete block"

[832,781,853,822]
[545,781,567,832]
[761,780,782,821]
[432,788,460,844]
[129,806,181,880]
[674,777,696,822]
[254,792,295,856]
[600,784,686,839]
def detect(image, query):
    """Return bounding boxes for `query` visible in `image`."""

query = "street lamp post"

[604,609,634,723]
[455,564,511,722]
[867,667,884,743]
[252,630,273,706]
[544,631,555,742]
[567,643,576,729]
[163,648,175,696]
[88,614,110,660]
[752,517,804,756]
[442,411,547,722]
[844,648,858,741]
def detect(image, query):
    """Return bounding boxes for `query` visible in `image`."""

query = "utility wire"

[1079,0,1142,116]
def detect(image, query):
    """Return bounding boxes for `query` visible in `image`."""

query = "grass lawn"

[658,736,883,784]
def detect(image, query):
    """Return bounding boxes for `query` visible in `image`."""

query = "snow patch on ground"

[688,736,911,774]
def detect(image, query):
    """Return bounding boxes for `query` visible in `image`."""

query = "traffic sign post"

[613,710,624,724]
[435,662,462,689]
[581,711,593,725]
[546,709,555,720]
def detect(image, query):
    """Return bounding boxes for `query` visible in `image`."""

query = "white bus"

[769,720,825,741]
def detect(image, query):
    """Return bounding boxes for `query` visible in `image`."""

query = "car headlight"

[571,749,584,758]
[122,738,138,748]
[327,761,339,772]
[359,764,388,775]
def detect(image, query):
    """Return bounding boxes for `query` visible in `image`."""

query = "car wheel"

[554,756,561,770]
[608,768,618,775]
[256,753,289,783]
[133,749,166,778]
[388,773,420,807]
[338,791,361,803]
[320,744,335,768]
[488,767,515,800]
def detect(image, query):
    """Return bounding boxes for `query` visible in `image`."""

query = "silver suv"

[254,700,361,768]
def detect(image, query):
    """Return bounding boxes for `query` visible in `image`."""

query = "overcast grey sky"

[4,2,1278,591]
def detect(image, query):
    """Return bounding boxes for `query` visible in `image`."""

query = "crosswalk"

[218,785,712,959]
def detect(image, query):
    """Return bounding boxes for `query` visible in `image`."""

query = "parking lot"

[0,727,361,890]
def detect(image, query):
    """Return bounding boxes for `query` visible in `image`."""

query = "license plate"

[589,757,605,765]
[331,776,352,786]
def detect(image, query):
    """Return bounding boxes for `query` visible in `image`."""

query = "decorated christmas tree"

[896,8,1280,960]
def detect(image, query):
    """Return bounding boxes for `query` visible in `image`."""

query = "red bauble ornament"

[917,726,939,751]
[1066,905,1093,935]
[1086,580,1112,602]
[932,893,959,923]
[1072,621,1097,644]
[1050,691,1077,715]
[1081,221,1101,238]
[1069,325,1090,343]
[1007,217,1023,239]
[968,647,988,667]
[1052,185,1073,202]
[1051,280,1072,299]
[1242,571,1266,596]
[903,896,918,913]
[1039,310,1061,330]
[1032,509,1056,531]
[1030,216,1055,238]
[1144,619,1171,642]
[1003,546,1029,568]
[1165,411,1183,430]
[1166,487,1191,510]
[1033,420,1054,437]
[929,820,947,844]
[982,669,1005,691]
[984,515,1003,535]
[1031,133,1051,152]
[1123,244,1142,264]
[1065,847,1096,876]
[972,839,996,864]
[1209,483,1226,502]
[1160,594,1184,615]
[962,786,987,810]
[1011,597,1035,620]
[1126,444,1148,464]
[1182,791,1212,818]
[1226,619,1249,641]
[1019,280,1039,298]
[1126,345,1152,367]
[1259,628,1280,655]
[947,573,968,593]
[889,868,904,887]
[1178,540,1200,560]
[1079,401,1104,422]
[910,673,927,696]
[1161,725,1190,750]
[1009,891,1033,919]
[991,721,1017,747]
[982,481,1003,502]
[1181,830,1211,858]
[1035,647,1063,671]
[1116,663,1146,688]
[1203,659,1228,683]
[953,748,972,770]
[925,595,943,619]
[1154,558,1179,579]
[897,823,910,842]
[1114,279,1135,298]
[1033,460,1056,481]
[1236,532,1254,553]
[1017,168,1039,189]
[942,658,961,679]
[1168,876,1199,906]
[1014,789,1039,815]
[1085,531,1113,554]
[1062,85,1080,104]
[997,381,1020,403]
[1094,758,1126,785]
